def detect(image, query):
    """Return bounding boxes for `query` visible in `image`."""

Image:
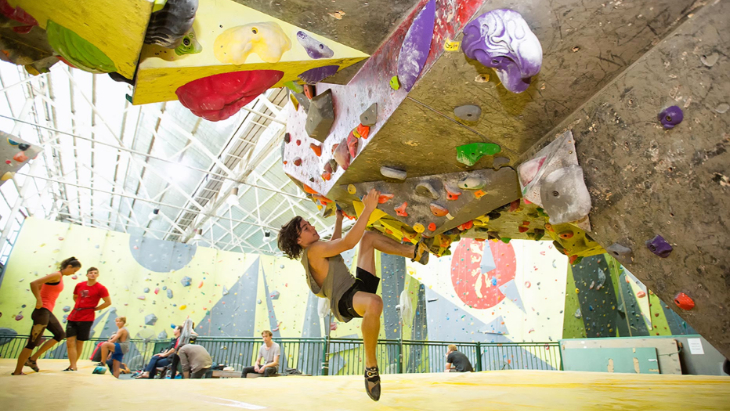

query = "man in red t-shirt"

[64,267,111,371]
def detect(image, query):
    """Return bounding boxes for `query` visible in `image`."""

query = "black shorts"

[26,308,65,349]
[66,320,93,341]
[338,268,381,320]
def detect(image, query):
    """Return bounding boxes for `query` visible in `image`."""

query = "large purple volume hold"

[397,0,436,92]
[462,9,543,93]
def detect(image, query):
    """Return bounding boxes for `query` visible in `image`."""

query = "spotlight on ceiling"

[148,208,160,221]
[226,187,239,206]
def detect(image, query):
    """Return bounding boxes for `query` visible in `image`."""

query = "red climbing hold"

[428,223,436,231]
[518,226,529,233]
[357,124,370,139]
[293,157,302,166]
[446,186,462,201]
[304,84,316,99]
[347,133,359,158]
[674,292,695,310]
[568,255,578,264]
[522,221,530,226]
[430,203,449,217]
[395,202,408,216]
[509,200,520,212]
[310,143,322,156]
[378,194,394,204]
[559,232,574,239]
[457,221,473,231]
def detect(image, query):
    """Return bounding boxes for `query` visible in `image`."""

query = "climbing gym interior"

[0,0,728,409]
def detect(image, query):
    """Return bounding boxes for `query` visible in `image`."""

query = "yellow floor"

[1,360,728,410]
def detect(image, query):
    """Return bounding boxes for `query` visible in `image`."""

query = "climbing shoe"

[364,366,381,401]
[412,238,431,265]
[25,358,39,372]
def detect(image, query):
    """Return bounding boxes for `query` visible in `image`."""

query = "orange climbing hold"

[303,184,319,195]
[544,223,553,232]
[310,143,322,156]
[312,194,332,204]
[430,203,449,217]
[378,194,394,204]
[569,255,578,264]
[509,199,521,212]
[357,124,370,139]
[395,202,408,216]
[518,226,529,233]
[322,163,333,181]
[457,221,473,231]
[474,190,487,199]
[428,222,436,231]
[522,221,530,226]
[446,186,462,201]
[674,292,695,310]
[559,231,574,239]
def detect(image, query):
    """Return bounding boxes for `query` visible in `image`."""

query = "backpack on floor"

[90,341,105,362]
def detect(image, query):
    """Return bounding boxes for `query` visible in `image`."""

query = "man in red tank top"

[64,267,111,371]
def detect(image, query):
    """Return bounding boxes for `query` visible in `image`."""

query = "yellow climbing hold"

[180,305,187,310]
[413,223,425,233]
[1,172,14,181]
[347,184,357,194]
[575,288,580,293]
[444,40,461,51]
[390,76,400,90]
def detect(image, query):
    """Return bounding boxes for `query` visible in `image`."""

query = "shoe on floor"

[24,359,39,372]
[62,367,77,371]
[364,366,381,401]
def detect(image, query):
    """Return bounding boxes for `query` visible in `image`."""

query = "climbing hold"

[145,313,158,326]
[214,21,291,64]
[378,194,394,204]
[270,290,280,300]
[310,143,322,157]
[296,31,335,59]
[454,105,482,122]
[356,124,370,140]
[347,133,359,158]
[284,133,291,143]
[299,65,340,84]
[700,52,719,67]
[646,235,672,258]
[416,182,439,199]
[636,291,646,298]
[492,157,510,169]
[456,143,501,167]
[380,166,407,180]
[198,281,204,288]
[290,93,300,110]
[137,295,146,301]
[473,190,487,199]
[13,152,27,162]
[658,106,683,129]
[525,281,531,288]
[143,287,150,293]
[540,166,591,224]
[62,306,71,313]
[428,223,436,231]
[293,157,302,166]
[714,103,730,114]
[167,289,173,299]
[347,184,357,195]
[462,9,542,93]
[500,237,511,244]
[333,139,351,170]
[390,76,400,90]
[395,202,408,217]
[607,243,633,259]
[1,172,14,181]
[284,81,304,94]
[321,162,333,181]
[444,39,460,51]
[154,287,160,295]
[430,203,449,217]
[509,200,521,212]
[445,186,461,201]
[306,89,335,141]
[413,223,425,233]
[180,305,187,310]
[303,184,319,195]
[457,221,473,231]
[458,176,486,190]
[360,103,378,126]
[518,226,529,233]
[558,231,574,240]
[397,0,436,91]
[674,292,695,310]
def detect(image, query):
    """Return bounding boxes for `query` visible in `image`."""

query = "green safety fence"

[0,335,562,375]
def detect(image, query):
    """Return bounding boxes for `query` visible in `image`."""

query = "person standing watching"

[64,267,111,371]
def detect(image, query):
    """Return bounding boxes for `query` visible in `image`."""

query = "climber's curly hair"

[278,216,305,260]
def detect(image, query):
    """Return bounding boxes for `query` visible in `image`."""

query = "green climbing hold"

[500,237,511,244]
[390,76,400,90]
[46,20,116,74]
[284,81,304,94]
[456,143,501,167]
[175,29,203,56]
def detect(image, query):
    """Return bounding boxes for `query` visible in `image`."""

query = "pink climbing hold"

[636,291,646,298]
[347,133,359,158]
[395,202,408,216]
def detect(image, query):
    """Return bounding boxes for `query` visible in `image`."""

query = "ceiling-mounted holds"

[299,65,340,84]
[390,76,400,90]
[381,166,407,181]
[493,157,510,170]
[1,171,14,181]
[296,31,334,59]
[310,143,322,156]
[13,152,27,162]
[347,184,356,194]
[674,292,695,310]
[456,143,501,167]
[416,182,439,199]
[304,84,316,100]
[457,221,473,231]
[658,106,683,129]
[397,0,436,91]
[606,243,633,259]
[646,235,672,258]
[458,176,486,190]
[428,223,436,231]
[462,9,542,93]
[395,202,408,217]
[176,70,283,121]
[356,124,370,140]
[322,162,333,181]
[305,89,335,142]
[413,223,425,233]
[474,190,487,199]
[378,194,394,204]
[558,231,573,240]
[215,21,291,64]
[347,133,359,158]
[454,105,482,122]
[445,186,461,201]
[289,93,300,111]
[430,203,449,217]
[333,139,351,170]
[360,103,378,126]
[144,0,198,49]
[46,20,117,73]
[328,159,338,173]
[539,165,591,224]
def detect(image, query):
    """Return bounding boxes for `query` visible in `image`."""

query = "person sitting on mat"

[13,256,82,375]
[178,343,212,379]
[445,345,474,373]
[64,266,111,371]
[277,189,430,401]
[99,316,130,378]
[135,325,182,379]
[241,330,280,378]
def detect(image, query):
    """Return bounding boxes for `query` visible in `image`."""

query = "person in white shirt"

[241,330,280,377]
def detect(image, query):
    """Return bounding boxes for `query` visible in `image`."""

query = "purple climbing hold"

[646,235,673,258]
[397,0,436,92]
[462,9,543,93]
[296,31,334,59]
[298,65,340,84]
[658,106,683,129]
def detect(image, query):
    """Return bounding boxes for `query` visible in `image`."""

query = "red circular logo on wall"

[450,239,516,309]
